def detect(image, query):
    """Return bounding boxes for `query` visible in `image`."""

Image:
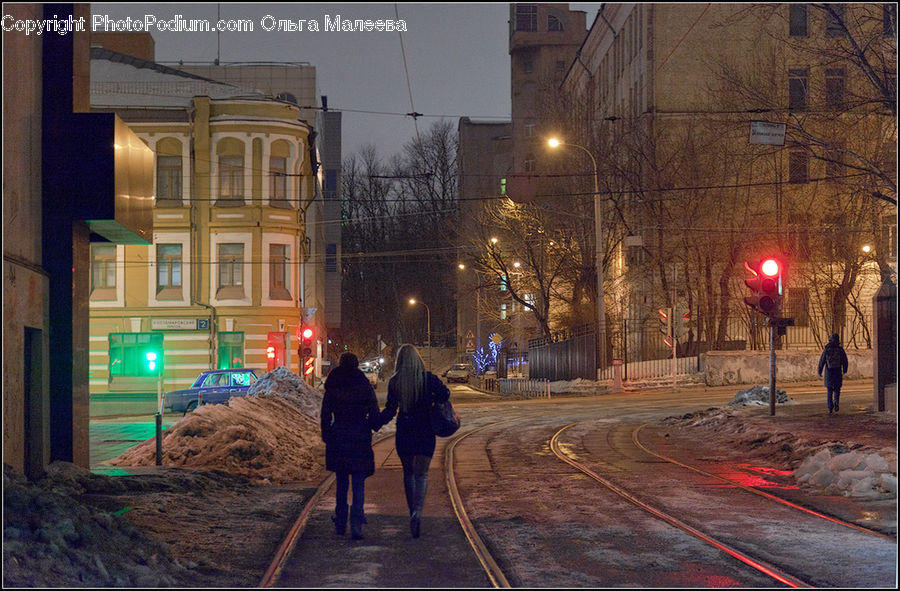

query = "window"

[789,150,809,183]
[217,332,245,369]
[523,60,534,74]
[825,143,845,182]
[218,155,243,203]
[269,156,287,202]
[523,122,536,138]
[882,214,898,260]
[91,244,117,302]
[108,332,163,378]
[826,4,846,37]
[516,5,537,32]
[548,14,563,32]
[789,4,808,36]
[825,68,845,110]
[325,243,337,273]
[156,244,182,298]
[218,243,244,298]
[523,155,536,173]
[789,68,809,110]
[269,243,291,300]
[786,288,810,326]
[885,4,897,37]
[324,169,338,200]
[156,155,182,203]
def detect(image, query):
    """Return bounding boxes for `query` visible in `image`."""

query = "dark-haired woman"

[320,352,381,539]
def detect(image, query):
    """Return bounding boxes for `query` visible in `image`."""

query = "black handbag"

[430,399,460,437]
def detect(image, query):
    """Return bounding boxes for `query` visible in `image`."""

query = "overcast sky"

[92,3,602,158]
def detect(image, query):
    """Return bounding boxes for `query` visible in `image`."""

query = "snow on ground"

[664,385,897,500]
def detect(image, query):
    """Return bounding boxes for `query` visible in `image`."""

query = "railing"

[480,377,550,398]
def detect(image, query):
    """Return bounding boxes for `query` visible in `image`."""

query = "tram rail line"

[630,423,896,541]
[548,423,810,588]
[261,412,891,588]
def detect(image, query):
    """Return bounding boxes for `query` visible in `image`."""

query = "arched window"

[548,14,564,32]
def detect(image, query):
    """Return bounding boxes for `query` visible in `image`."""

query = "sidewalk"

[275,437,492,587]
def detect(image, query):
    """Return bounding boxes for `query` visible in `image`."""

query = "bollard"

[612,359,624,393]
[155,412,163,466]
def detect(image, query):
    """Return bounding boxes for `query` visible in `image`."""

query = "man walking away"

[817,333,849,414]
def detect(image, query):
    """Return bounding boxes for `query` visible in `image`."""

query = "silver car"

[445,363,471,383]
[361,366,379,387]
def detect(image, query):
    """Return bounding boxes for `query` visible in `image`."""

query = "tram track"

[261,406,894,588]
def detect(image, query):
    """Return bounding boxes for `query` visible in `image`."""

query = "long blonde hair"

[391,344,426,412]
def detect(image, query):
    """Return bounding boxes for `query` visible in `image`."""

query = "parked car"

[445,363,471,383]
[361,365,379,387]
[162,368,259,414]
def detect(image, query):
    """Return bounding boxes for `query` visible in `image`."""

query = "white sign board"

[151,318,208,331]
[749,121,786,146]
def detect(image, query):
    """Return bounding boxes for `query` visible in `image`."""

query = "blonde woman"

[378,344,450,538]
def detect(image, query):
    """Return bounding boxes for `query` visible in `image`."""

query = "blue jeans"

[335,472,366,519]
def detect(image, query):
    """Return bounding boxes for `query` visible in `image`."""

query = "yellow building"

[88,48,318,398]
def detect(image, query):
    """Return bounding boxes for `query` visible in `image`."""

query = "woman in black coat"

[378,344,450,538]
[320,352,381,539]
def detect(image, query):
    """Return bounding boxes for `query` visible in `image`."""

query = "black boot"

[410,475,427,538]
[332,503,348,536]
[350,508,365,540]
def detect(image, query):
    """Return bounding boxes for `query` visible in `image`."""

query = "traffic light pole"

[769,323,776,416]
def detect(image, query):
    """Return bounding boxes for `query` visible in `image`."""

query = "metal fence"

[525,310,873,383]
[527,325,597,381]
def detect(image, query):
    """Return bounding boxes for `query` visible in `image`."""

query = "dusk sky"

[92,3,603,158]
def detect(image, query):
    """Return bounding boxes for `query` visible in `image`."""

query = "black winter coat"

[817,342,849,389]
[320,366,381,476]
[379,372,450,458]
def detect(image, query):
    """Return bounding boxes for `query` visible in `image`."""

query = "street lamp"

[547,136,607,373]
[408,298,431,371]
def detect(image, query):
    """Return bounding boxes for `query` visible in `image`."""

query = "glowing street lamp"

[408,298,431,370]
[547,136,607,371]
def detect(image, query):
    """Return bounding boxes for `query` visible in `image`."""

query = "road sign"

[766,317,795,327]
[491,333,503,344]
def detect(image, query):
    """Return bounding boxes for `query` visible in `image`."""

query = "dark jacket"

[379,372,450,458]
[320,366,381,476]
[817,336,849,389]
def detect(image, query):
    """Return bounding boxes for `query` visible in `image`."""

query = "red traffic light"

[301,327,314,340]
[743,257,783,318]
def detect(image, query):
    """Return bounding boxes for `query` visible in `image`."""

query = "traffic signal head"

[743,257,783,318]
[300,327,314,357]
[146,351,158,372]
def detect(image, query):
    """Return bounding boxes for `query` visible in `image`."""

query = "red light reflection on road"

[715,464,799,490]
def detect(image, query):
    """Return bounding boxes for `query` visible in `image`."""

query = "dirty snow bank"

[794,447,898,498]
[110,368,326,484]
[2,462,201,587]
[663,386,896,500]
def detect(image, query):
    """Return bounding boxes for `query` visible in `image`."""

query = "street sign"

[151,318,208,331]
[749,121,786,145]
[766,317,795,327]
[491,333,503,344]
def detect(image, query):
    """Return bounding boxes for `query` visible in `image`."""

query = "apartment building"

[87,47,319,397]
[559,3,896,352]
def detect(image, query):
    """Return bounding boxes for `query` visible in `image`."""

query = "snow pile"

[794,447,897,498]
[726,385,791,406]
[110,368,327,484]
[2,462,193,587]
[248,366,323,421]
